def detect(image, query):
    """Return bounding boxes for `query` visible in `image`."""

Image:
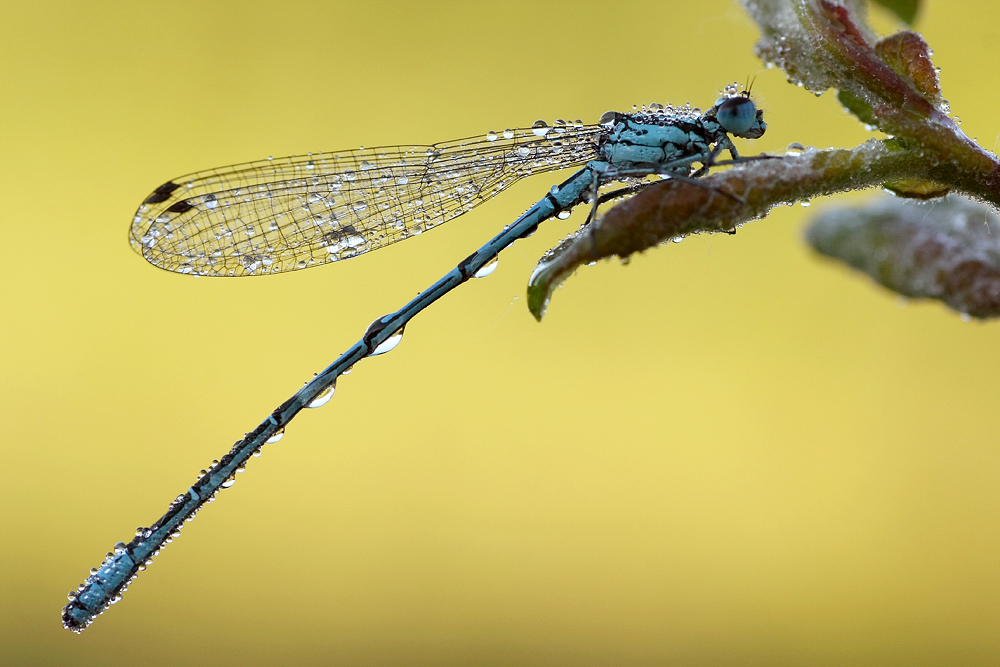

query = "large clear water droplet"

[557,210,571,220]
[785,142,805,156]
[503,129,514,139]
[266,429,285,444]
[370,330,404,356]
[473,256,499,278]
[532,120,550,137]
[307,384,335,408]
[113,542,128,555]
[486,131,497,141]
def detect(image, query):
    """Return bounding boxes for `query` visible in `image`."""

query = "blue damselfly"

[63,85,766,631]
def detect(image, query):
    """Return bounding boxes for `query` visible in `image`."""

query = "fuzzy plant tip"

[528,0,999,320]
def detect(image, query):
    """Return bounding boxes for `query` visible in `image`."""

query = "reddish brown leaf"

[875,32,941,102]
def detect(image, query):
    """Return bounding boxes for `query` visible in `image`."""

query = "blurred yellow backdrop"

[2,1,998,664]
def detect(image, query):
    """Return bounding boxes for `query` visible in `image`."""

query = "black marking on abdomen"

[457,250,479,279]
[144,182,181,204]
[362,317,394,348]
[544,192,562,212]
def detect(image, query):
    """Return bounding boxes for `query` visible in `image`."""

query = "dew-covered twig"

[529,139,991,318]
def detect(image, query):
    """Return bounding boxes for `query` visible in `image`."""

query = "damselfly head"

[715,94,766,139]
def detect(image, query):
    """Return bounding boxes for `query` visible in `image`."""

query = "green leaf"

[837,90,878,127]
[871,0,920,25]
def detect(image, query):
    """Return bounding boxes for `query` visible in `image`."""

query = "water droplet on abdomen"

[473,256,499,278]
[306,384,335,408]
[370,330,404,356]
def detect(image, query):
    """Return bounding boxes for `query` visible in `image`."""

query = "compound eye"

[717,96,757,135]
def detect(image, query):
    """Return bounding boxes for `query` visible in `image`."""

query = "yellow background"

[2,1,998,664]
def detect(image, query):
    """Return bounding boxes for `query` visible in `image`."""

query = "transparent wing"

[130,123,605,276]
